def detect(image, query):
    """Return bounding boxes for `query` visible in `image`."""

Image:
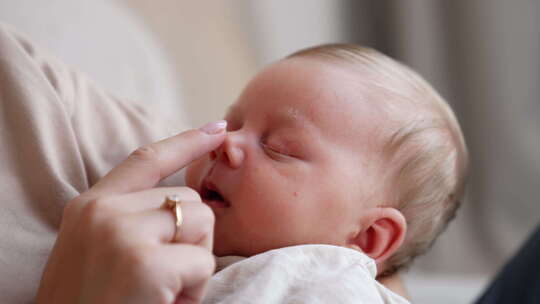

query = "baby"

[186,44,468,302]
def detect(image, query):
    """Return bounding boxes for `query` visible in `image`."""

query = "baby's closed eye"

[261,137,303,159]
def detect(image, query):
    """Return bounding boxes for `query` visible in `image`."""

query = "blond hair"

[289,44,469,276]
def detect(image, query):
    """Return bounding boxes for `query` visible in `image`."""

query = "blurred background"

[1,0,538,302]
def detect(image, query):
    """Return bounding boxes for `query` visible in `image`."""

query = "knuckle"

[99,216,132,242]
[197,203,215,227]
[191,247,216,277]
[62,199,80,218]
[79,198,129,240]
[81,198,111,221]
[126,248,151,269]
[196,204,215,244]
[62,196,90,219]
[129,145,159,163]
[180,187,202,202]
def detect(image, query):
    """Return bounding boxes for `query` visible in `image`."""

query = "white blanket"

[205,245,410,304]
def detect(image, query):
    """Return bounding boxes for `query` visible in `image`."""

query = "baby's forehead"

[233,57,416,148]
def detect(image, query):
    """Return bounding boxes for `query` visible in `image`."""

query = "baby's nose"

[211,133,245,168]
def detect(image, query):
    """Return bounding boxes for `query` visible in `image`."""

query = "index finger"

[86,121,226,199]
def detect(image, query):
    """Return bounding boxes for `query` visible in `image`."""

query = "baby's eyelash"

[261,142,293,158]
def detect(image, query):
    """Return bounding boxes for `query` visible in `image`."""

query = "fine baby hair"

[289,44,469,276]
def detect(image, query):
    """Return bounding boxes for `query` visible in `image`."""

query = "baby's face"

[186,57,392,257]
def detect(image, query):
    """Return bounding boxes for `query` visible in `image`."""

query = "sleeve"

[203,245,410,304]
[0,24,187,303]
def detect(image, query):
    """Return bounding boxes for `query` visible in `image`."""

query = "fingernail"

[199,120,227,134]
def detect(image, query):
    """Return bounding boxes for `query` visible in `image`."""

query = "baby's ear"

[350,207,406,265]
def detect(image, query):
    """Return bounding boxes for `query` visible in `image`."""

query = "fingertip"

[199,120,227,135]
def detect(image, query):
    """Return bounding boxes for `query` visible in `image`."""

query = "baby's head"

[186,44,468,276]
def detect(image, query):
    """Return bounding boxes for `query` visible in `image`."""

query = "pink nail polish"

[199,120,227,134]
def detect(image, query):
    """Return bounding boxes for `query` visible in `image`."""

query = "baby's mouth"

[200,181,231,209]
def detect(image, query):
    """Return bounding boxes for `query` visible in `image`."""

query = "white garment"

[205,245,410,304]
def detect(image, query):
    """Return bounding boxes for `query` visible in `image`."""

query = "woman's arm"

[0,23,201,302]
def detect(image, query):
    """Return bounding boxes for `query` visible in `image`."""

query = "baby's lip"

[200,179,231,209]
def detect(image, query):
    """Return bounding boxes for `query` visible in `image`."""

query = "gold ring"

[163,194,183,242]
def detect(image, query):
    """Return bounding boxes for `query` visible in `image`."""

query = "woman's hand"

[36,121,227,304]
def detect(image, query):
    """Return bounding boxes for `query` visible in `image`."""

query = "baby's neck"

[214,255,245,273]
